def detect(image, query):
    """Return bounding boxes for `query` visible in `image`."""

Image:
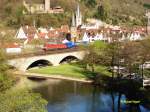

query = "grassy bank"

[28,64,112,79]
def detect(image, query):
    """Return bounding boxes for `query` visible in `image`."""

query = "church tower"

[146,11,150,34]
[71,13,77,42]
[45,0,50,12]
[72,13,76,27]
[70,2,82,42]
[75,4,82,27]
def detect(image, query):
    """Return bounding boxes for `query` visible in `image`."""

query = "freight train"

[42,42,76,51]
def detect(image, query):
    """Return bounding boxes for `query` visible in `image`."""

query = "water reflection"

[23,78,150,112]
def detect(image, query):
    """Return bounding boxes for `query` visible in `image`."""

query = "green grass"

[95,66,112,77]
[28,64,112,79]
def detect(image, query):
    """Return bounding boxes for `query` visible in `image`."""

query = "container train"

[42,42,76,51]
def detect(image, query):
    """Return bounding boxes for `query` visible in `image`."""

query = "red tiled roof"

[22,26,37,35]
[4,43,20,48]
[38,32,47,39]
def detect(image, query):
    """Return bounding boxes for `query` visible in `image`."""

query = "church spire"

[75,3,82,27]
[77,4,80,17]
[72,13,75,27]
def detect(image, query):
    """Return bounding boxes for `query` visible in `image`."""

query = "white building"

[5,43,21,54]
[129,32,142,41]
[120,31,143,42]
[82,32,110,43]
[15,26,37,39]
[81,19,106,30]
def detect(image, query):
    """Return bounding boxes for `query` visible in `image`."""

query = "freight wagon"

[43,42,75,51]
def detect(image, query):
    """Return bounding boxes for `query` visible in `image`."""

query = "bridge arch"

[27,59,52,70]
[8,51,85,71]
[59,55,79,64]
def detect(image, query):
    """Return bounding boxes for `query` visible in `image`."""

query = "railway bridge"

[8,49,86,72]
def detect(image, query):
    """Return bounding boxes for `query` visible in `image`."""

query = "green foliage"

[0,73,14,92]
[0,49,8,72]
[143,69,150,77]
[81,41,109,72]
[0,49,14,92]
[143,3,150,9]
[0,0,147,27]
[30,38,45,47]
[92,40,107,52]
[81,0,97,8]
[0,45,48,112]
[0,89,47,112]
[94,5,106,21]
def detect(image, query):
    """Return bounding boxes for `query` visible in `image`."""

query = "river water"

[19,77,150,112]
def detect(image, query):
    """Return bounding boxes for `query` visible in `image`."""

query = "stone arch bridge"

[8,51,85,72]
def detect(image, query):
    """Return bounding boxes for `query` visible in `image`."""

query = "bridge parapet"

[7,47,81,59]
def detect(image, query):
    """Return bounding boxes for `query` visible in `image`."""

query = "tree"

[30,38,45,48]
[95,4,105,20]
[0,49,8,72]
[0,45,48,112]
[106,42,121,78]
[82,41,108,72]
[139,38,150,78]
[81,0,97,8]
[82,43,99,72]
[0,89,47,112]
[0,43,13,91]
[0,74,13,92]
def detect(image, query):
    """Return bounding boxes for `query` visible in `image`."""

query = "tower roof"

[76,3,81,17]
[72,13,76,27]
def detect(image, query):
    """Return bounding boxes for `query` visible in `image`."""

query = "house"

[15,25,70,45]
[81,19,106,30]
[15,26,39,45]
[15,26,37,39]
[23,0,64,14]
[5,43,21,54]
[52,6,64,14]
[47,29,65,43]
[82,31,109,43]
[128,31,142,41]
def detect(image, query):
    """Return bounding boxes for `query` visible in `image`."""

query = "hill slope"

[0,0,150,28]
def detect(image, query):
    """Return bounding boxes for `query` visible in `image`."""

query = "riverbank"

[24,72,93,83]
[13,70,93,83]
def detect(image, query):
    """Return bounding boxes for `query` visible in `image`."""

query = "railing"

[7,47,81,59]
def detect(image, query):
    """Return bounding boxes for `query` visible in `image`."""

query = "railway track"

[7,47,82,59]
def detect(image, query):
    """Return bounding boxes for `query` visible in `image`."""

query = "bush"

[0,89,48,112]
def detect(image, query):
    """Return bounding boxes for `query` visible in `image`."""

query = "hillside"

[0,0,150,28]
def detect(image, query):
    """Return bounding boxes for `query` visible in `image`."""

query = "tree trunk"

[117,93,122,112]
[141,64,144,79]
[91,64,95,72]
[111,92,115,112]
[111,55,115,79]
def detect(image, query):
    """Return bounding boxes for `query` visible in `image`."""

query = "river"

[17,77,150,112]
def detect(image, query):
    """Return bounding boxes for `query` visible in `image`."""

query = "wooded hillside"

[0,0,149,28]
